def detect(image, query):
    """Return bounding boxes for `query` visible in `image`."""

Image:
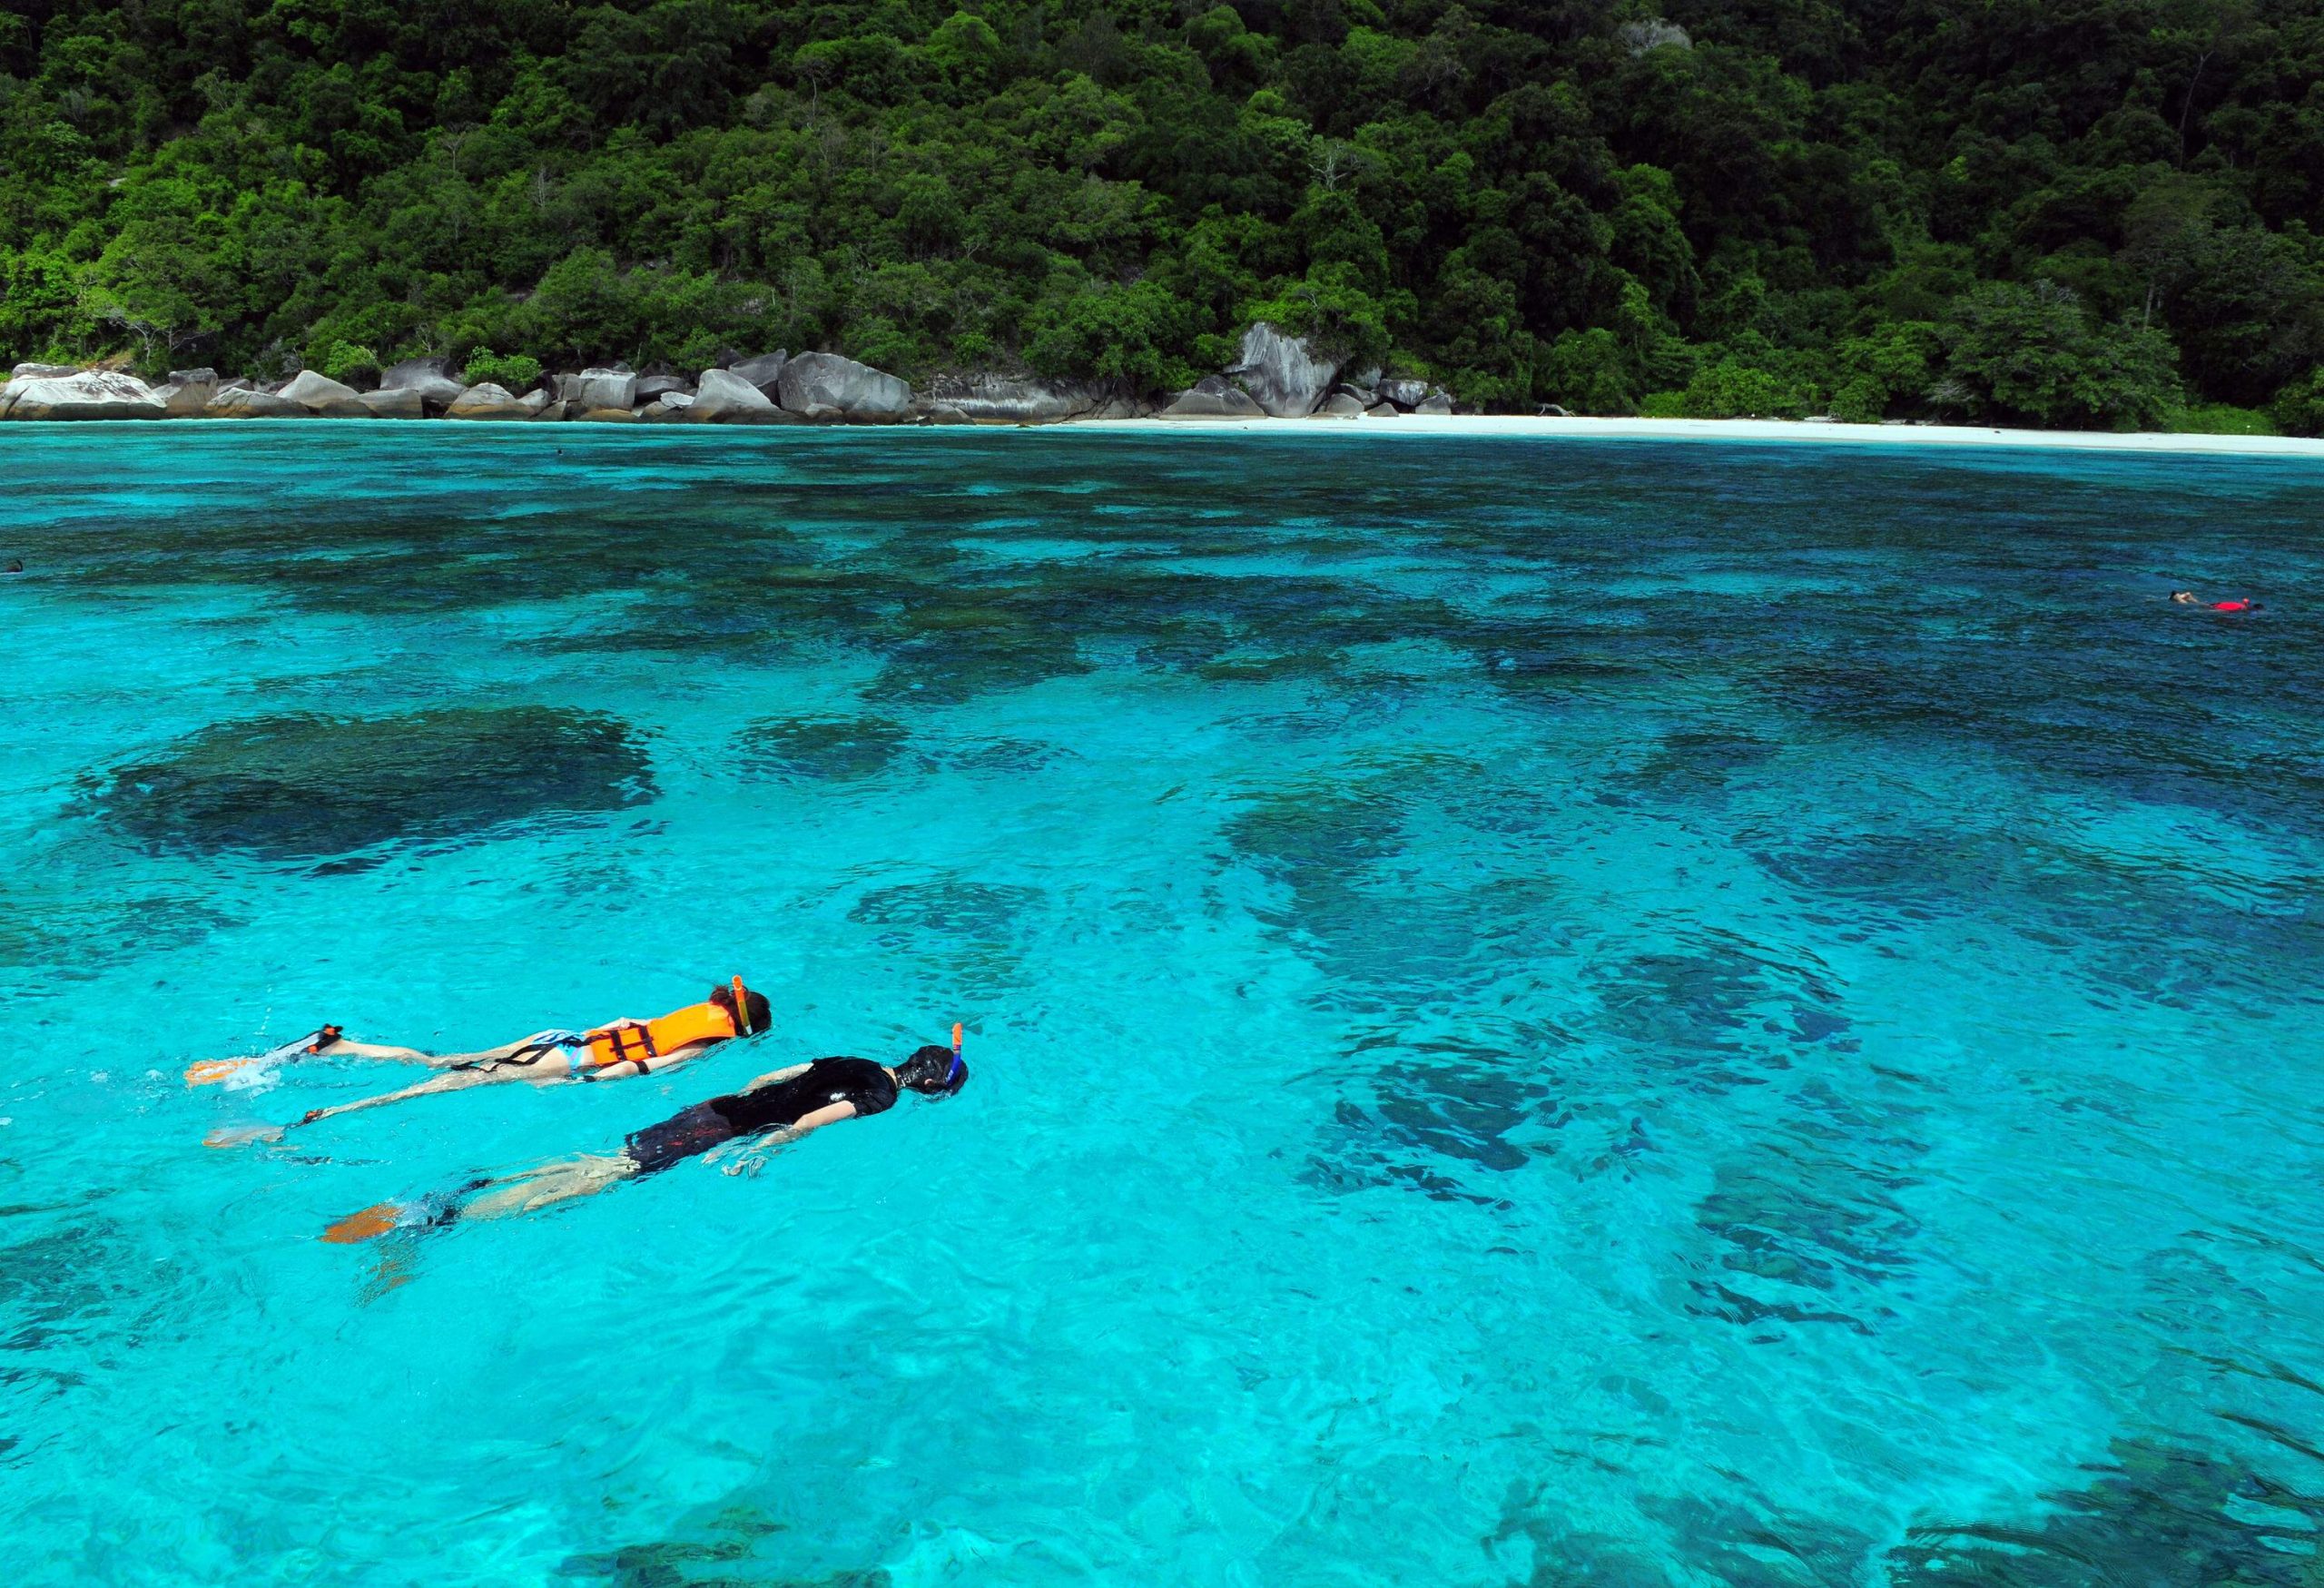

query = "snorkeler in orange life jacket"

[198,978,773,1148]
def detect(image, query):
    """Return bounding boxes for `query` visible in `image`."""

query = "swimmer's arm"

[295,1065,507,1127]
[738,1062,813,1091]
[756,1101,858,1147]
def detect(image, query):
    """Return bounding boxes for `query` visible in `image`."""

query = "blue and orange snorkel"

[946,1021,965,1092]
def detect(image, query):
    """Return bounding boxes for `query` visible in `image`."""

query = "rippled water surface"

[4,424,2322,1587]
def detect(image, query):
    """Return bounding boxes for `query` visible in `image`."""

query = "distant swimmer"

[200,978,771,1145]
[321,1031,970,1242]
[2171,589,2263,611]
[5,558,22,574]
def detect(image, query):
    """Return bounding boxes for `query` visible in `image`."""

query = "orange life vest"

[583,979,754,1070]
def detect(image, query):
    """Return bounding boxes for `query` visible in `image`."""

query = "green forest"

[3,0,2321,430]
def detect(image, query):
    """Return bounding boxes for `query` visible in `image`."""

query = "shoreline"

[5,411,2321,459]
[1098,413,2324,458]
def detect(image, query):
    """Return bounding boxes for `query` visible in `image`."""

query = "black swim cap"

[896,1043,967,1098]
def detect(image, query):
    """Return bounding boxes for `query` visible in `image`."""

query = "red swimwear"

[2213,600,2252,612]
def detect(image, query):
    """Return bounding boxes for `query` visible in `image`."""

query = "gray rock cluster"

[1158,324,1454,420]
[2,331,1458,428]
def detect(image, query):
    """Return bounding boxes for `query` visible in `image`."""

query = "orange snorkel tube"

[729,974,754,1036]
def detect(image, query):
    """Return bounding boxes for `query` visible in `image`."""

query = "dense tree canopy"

[3,0,2319,429]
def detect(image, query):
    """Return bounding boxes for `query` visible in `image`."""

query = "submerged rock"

[778,351,911,421]
[1227,321,1340,417]
[738,715,911,780]
[94,706,655,861]
[5,369,167,420]
[690,368,778,421]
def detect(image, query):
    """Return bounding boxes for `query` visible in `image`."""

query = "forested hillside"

[4,0,2321,429]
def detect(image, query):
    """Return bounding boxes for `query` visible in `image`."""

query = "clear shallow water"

[4,423,2322,1587]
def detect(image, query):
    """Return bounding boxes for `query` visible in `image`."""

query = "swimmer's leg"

[314,1038,435,1061]
[328,1031,579,1068]
[325,1156,635,1243]
[458,1155,636,1221]
[296,1052,576,1130]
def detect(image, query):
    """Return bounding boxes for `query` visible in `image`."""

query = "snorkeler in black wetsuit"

[622,1056,918,1175]
[322,1042,968,1241]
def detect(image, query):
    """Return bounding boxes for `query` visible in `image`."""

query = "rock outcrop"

[690,368,778,421]
[726,351,789,396]
[576,407,638,423]
[380,357,468,411]
[778,351,911,421]
[1416,390,1453,415]
[156,369,219,418]
[446,383,528,419]
[206,387,307,419]
[280,370,370,416]
[924,403,972,425]
[1377,378,1429,409]
[561,366,636,412]
[357,388,424,419]
[5,369,168,420]
[634,374,694,404]
[1227,321,1339,417]
[915,374,1114,423]
[1161,375,1265,419]
[1312,392,1367,418]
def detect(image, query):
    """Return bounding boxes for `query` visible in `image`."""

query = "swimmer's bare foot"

[205,1123,286,1149]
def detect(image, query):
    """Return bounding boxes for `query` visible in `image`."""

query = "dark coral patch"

[94,706,653,860]
[1886,1440,2324,1588]
[737,715,911,781]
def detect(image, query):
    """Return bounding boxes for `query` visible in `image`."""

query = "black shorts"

[622,1100,738,1177]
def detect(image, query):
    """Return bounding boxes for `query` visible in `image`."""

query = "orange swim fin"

[185,1058,257,1087]
[186,1024,342,1087]
[322,1203,403,1245]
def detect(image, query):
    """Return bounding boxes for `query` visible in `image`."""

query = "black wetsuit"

[623,1058,899,1175]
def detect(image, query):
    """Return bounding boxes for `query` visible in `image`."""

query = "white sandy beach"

[1099,411,2324,459]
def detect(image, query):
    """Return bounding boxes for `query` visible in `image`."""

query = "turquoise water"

[4,424,2322,1586]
